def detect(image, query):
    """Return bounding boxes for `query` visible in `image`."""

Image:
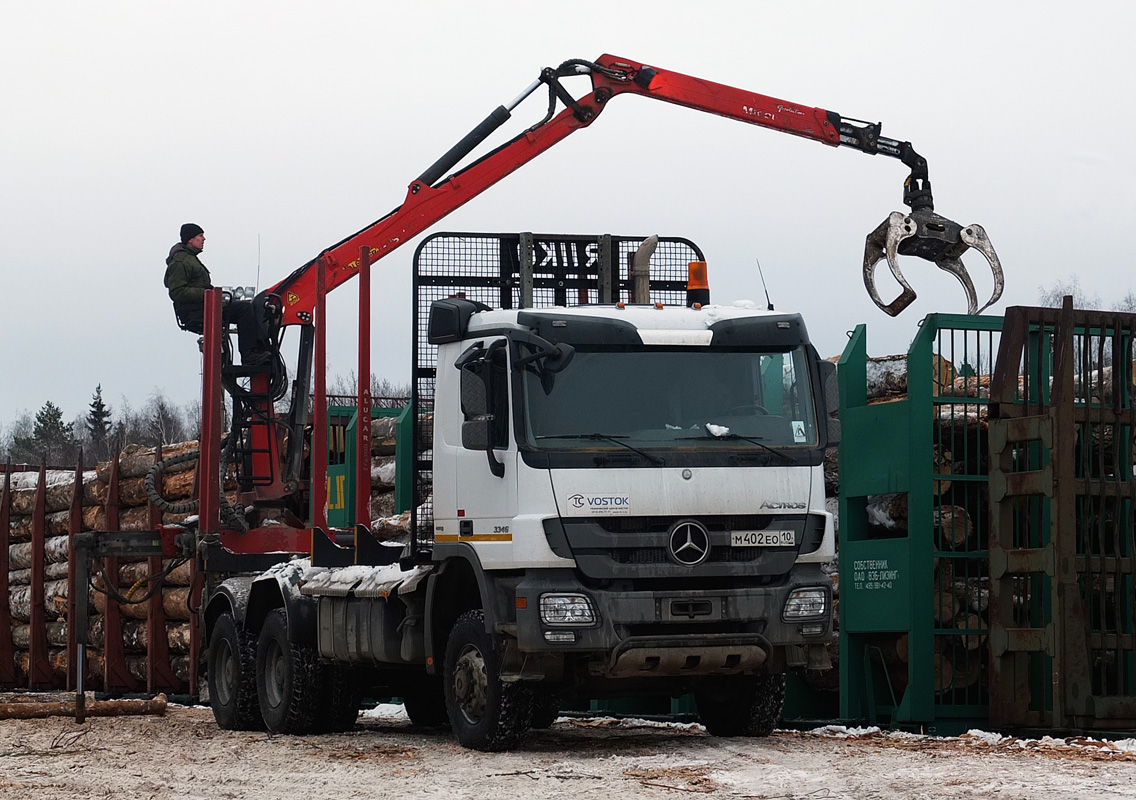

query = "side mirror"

[817,359,841,446]
[460,362,490,418]
[462,416,494,450]
[544,343,575,373]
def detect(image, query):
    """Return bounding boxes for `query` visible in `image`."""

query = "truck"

[73,54,1002,750]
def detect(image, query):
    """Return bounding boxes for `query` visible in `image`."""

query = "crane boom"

[267,54,1000,324]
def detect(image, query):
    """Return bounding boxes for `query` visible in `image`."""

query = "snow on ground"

[2,705,1135,799]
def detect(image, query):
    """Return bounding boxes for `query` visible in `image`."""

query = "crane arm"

[268,55,1000,324]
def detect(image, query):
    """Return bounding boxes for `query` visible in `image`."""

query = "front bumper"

[512,566,832,678]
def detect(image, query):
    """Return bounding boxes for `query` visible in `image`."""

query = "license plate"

[731,530,795,547]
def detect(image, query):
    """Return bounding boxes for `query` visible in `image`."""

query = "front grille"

[558,514,809,579]
[609,546,765,564]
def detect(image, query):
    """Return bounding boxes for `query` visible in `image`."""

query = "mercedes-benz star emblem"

[667,519,711,566]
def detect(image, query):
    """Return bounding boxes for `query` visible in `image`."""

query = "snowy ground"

[1,704,1135,799]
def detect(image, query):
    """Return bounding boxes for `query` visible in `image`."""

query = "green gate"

[839,313,1000,732]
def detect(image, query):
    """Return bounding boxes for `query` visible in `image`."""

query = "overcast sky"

[2,1,1133,428]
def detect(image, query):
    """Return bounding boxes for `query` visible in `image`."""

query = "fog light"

[544,630,578,643]
[540,593,595,625]
[782,588,828,620]
[800,623,825,636]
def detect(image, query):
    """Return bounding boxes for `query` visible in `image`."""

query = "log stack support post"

[356,244,373,531]
[66,454,83,689]
[188,557,202,696]
[101,451,140,694]
[0,465,15,688]
[312,257,329,534]
[145,445,182,695]
[28,464,54,689]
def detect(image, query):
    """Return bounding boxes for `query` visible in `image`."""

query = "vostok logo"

[568,493,629,509]
[760,500,806,509]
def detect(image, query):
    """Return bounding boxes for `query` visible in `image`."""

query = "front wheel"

[443,610,532,751]
[207,613,264,731]
[256,608,322,734]
[529,693,560,730]
[695,674,786,737]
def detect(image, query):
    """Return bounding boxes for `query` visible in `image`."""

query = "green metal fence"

[839,305,1136,733]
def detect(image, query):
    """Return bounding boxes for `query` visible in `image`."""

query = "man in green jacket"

[165,223,271,365]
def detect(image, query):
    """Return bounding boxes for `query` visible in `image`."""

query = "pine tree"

[86,384,113,462]
[12,401,78,465]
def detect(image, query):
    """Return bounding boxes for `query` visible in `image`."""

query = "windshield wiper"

[535,433,665,466]
[677,431,793,464]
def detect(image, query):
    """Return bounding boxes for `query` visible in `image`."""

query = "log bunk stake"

[28,464,53,689]
[1,465,15,688]
[101,451,140,694]
[145,444,183,695]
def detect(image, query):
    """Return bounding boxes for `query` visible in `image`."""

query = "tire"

[529,693,560,730]
[695,674,787,738]
[207,613,264,731]
[443,609,533,751]
[402,674,450,728]
[313,664,364,733]
[256,608,322,734]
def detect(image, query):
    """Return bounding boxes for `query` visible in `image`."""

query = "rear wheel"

[402,674,449,728]
[256,608,321,734]
[207,613,264,731]
[695,674,786,737]
[443,609,532,751]
[313,664,365,733]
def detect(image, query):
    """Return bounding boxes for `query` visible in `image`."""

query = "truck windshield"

[519,346,819,450]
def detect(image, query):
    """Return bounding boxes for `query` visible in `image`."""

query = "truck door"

[435,337,518,561]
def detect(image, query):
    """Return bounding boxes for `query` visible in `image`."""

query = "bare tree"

[328,370,411,408]
[1038,276,1101,310]
[1113,291,1136,314]
[146,390,187,446]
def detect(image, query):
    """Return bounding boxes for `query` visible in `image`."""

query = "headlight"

[782,588,828,620]
[540,593,596,625]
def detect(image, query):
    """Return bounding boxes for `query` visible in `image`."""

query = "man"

[164,223,271,366]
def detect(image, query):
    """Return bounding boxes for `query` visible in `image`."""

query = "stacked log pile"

[369,416,399,521]
[3,442,205,690]
[6,423,412,693]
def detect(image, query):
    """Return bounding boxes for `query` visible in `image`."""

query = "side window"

[488,346,509,447]
[459,341,510,449]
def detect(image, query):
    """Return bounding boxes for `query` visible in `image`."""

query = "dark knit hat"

[180,223,204,243]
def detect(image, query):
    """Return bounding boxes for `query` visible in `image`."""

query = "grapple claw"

[863,211,918,316]
[862,210,1003,317]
